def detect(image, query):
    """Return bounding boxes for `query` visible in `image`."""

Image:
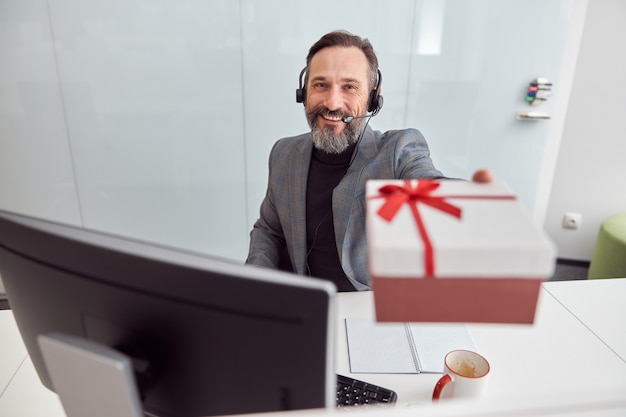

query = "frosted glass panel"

[0,0,81,224]
[49,0,248,259]
[405,0,574,211]
[0,0,581,263]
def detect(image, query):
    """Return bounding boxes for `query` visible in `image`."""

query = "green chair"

[588,213,626,279]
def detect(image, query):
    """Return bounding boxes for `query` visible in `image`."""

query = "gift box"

[366,179,556,324]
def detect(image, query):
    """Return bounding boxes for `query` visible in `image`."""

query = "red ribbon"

[371,180,516,278]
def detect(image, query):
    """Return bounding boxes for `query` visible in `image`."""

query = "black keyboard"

[336,374,397,407]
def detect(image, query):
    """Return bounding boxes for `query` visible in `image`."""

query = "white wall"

[0,0,593,266]
[543,0,626,261]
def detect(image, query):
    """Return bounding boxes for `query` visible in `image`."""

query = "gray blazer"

[246,126,444,290]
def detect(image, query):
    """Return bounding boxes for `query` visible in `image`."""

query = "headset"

[296,67,384,116]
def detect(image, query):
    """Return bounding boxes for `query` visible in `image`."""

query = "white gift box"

[366,179,556,324]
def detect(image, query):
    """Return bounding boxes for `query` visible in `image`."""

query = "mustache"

[308,105,346,119]
[306,105,348,130]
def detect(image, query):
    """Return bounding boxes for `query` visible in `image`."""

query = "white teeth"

[322,114,342,121]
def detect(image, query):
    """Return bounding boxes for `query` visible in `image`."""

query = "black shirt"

[305,143,357,292]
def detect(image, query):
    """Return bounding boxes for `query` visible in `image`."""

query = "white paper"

[345,318,476,373]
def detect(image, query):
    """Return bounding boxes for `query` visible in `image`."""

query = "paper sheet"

[345,318,476,373]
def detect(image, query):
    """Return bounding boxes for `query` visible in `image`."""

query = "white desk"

[336,280,626,407]
[1,279,626,417]
[543,278,626,362]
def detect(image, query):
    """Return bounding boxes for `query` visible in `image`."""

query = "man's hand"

[472,169,493,183]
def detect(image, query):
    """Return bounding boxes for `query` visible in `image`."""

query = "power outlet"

[563,212,582,230]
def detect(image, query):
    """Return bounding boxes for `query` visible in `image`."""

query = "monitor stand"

[38,333,144,417]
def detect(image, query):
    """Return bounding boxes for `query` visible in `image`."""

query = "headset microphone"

[341,115,372,123]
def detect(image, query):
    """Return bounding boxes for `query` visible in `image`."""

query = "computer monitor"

[0,209,336,417]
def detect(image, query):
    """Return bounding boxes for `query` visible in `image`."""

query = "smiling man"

[246,30,488,291]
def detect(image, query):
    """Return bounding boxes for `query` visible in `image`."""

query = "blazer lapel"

[287,138,312,274]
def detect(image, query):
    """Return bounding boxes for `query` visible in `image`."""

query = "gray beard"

[306,108,365,154]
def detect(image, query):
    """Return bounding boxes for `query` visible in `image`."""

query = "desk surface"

[336,280,626,407]
[1,279,626,417]
[543,278,626,362]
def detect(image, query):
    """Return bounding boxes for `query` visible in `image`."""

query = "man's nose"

[324,86,343,111]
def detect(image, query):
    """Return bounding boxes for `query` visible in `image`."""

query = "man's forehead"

[308,46,369,81]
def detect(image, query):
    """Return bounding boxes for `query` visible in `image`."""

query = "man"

[246,30,491,291]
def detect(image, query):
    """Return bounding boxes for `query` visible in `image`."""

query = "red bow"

[373,180,460,277]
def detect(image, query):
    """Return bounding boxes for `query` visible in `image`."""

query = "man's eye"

[313,83,326,89]
[344,85,357,90]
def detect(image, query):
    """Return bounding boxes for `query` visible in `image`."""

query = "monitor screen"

[0,209,336,417]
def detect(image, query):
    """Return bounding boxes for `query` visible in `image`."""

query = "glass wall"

[0,0,582,262]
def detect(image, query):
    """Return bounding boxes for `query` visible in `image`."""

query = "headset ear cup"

[372,94,384,116]
[368,90,383,114]
[367,69,383,114]
[367,90,378,113]
[296,67,307,105]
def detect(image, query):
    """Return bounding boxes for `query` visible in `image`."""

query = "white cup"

[432,350,490,401]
